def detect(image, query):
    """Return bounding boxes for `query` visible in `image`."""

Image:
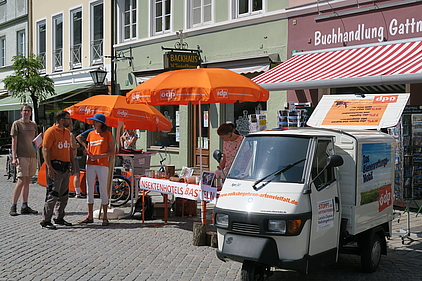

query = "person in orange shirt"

[40,111,75,230]
[78,113,114,226]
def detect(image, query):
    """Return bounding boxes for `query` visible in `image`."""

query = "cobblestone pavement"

[1,155,422,280]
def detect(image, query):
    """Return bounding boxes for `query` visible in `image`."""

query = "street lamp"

[90,68,108,85]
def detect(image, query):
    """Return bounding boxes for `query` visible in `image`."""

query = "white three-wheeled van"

[214,94,409,280]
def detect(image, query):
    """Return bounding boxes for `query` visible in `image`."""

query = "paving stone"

[1,155,422,280]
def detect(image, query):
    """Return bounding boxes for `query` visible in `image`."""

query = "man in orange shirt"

[40,111,75,230]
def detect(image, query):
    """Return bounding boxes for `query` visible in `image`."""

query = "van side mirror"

[327,155,343,167]
[309,155,344,191]
[213,149,222,163]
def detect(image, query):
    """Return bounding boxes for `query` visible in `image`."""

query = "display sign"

[322,98,389,126]
[317,199,335,232]
[164,51,201,70]
[359,143,393,211]
[138,177,217,204]
[307,93,410,130]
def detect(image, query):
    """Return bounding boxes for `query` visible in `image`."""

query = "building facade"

[0,0,28,137]
[30,0,114,129]
[0,0,114,132]
[113,0,290,170]
[254,0,422,106]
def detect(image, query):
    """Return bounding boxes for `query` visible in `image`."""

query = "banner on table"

[138,177,217,204]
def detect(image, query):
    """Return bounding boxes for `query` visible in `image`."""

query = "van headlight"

[215,213,229,228]
[268,220,286,233]
[268,219,303,235]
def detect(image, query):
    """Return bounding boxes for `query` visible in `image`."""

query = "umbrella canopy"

[126,68,269,105]
[125,68,269,224]
[65,95,172,131]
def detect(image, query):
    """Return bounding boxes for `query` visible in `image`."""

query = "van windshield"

[228,136,310,183]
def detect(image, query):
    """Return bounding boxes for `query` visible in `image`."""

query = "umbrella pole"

[198,101,206,225]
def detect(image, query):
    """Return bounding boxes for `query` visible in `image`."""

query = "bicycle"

[5,148,17,183]
[110,148,169,207]
[110,171,132,207]
[157,146,169,173]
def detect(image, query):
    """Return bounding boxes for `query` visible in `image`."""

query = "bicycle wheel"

[110,175,131,207]
[11,164,17,183]
[6,155,10,177]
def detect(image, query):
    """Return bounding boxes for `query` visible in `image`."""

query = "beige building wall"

[31,0,112,84]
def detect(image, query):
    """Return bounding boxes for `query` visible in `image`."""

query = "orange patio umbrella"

[65,95,172,131]
[125,68,269,224]
[126,68,269,105]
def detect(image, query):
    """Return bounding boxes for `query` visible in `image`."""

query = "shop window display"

[234,101,266,135]
[150,105,178,148]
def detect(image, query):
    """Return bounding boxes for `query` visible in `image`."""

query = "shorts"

[17,157,37,178]
[71,159,80,173]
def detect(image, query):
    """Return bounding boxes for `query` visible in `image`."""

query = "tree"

[3,54,55,125]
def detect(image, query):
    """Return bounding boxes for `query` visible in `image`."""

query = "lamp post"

[90,68,108,86]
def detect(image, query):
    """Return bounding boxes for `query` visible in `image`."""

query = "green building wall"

[114,1,289,171]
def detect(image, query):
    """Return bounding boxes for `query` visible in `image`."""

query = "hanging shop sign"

[164,51,201,70]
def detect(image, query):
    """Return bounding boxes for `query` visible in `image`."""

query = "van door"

[307,138,341,269]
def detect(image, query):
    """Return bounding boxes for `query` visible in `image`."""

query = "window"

[91,1,104,64]
[53,14,63,70]
[190,0,212,27]
[236,0,262,17]
[228,136,308,182]
[17,30,25,56]
[71,8,82,68]
[153,0,171,34]
[122,0,137,40]
[150,105,179,148]
[234,101,266,135]
[0,37,5,67]
[311,140,336,191]
[37,21,46,70]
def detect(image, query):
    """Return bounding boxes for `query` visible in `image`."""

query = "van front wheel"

[241,260,268,281]
[361,233,382,273]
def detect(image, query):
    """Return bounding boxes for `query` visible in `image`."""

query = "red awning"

[253,40,422,91]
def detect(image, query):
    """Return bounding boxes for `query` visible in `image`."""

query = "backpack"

[134,195,154,220]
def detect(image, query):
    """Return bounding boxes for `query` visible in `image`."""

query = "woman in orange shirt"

[78,113,114,226]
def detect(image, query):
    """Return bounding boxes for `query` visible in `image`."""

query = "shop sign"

[314,18,422,47]
[164,51,201,70]
[289,3,422,52]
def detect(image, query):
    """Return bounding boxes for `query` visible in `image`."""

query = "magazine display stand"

[389,108,422,243]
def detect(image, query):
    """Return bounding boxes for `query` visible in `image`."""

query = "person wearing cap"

[78,113,114,226]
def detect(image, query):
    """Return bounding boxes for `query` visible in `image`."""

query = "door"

[308,139,341,259]
[192,104,210,169]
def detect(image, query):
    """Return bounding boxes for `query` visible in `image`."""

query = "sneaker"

[21,206,38,215]
[10,206,18,216]
[53,219,72,226]
[40,221,57,230]
[75,194,86,199]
